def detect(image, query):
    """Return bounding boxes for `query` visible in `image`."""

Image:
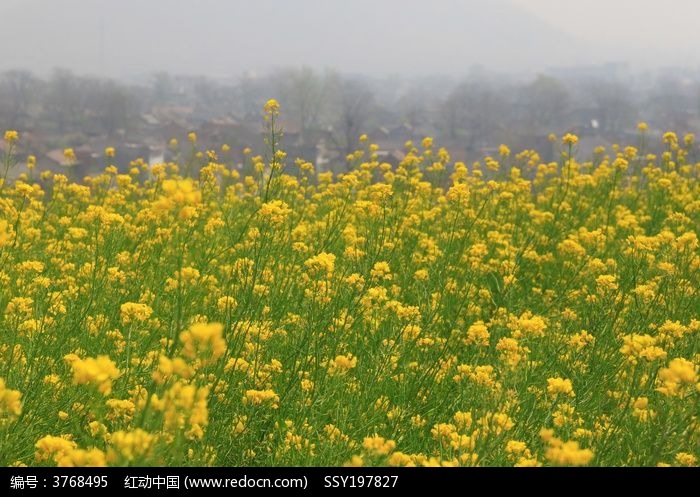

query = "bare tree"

[521,74,570,129]
[397,88,433,130]
[0,70,38,129]
[237,73,277,120]
[589,80,636,133]
[646,77,697,130]
[95,81,134,137]
[44,69,83,134]
[326,74,375,160]
[276,66,327,145]
[441,81,506,149]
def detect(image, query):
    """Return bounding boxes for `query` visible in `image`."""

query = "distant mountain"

[0,0,590,78]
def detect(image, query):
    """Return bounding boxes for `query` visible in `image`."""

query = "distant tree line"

[1,67,700,154]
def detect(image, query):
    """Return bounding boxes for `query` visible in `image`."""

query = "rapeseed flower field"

[0,102,698,467]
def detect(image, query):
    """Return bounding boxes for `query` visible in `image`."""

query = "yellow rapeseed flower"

[674,452,697,467]
[180,322,226,363]
[0,378,22,419]
[362,435,396,456]
[656,358,697,397]
[562,133,579,146]
[243,389,280,408]
[663,131,678,146]
[120,302,153,324]
[264,99,280,115]
[4,130,19,143]
[55,448,107,467]
[69,355,120,395]
[545,439,594,466]
[35,435,77,462]
[547,377,575,398]
[328,354,357,375]
[109,429,155,462]
[466,321,490,347]
[259,199,292,225]
[304,252,336,277]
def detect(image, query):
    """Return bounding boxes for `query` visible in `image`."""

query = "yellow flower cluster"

[656,358,697,397]
[562,133,579,146]
[304,252,336,277]
[151,382,210,439]
[0,379,22,419]
[258,199,291,225]
[243,389,280,408]
[362,435,396,456]
[108,429,155,463]
[547,377,574,398]
[328,354,357,375]
[0,110,698,467]
[541,429,594,466]
[67,355,120,396]
[179,322,226,363]
[155,179,202,220]
[264,99,280,115]
[120,302,153,324]
[63,148,76,162]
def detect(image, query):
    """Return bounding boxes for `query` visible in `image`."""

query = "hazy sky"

[513,0,700,65]
[1,0,699,78]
